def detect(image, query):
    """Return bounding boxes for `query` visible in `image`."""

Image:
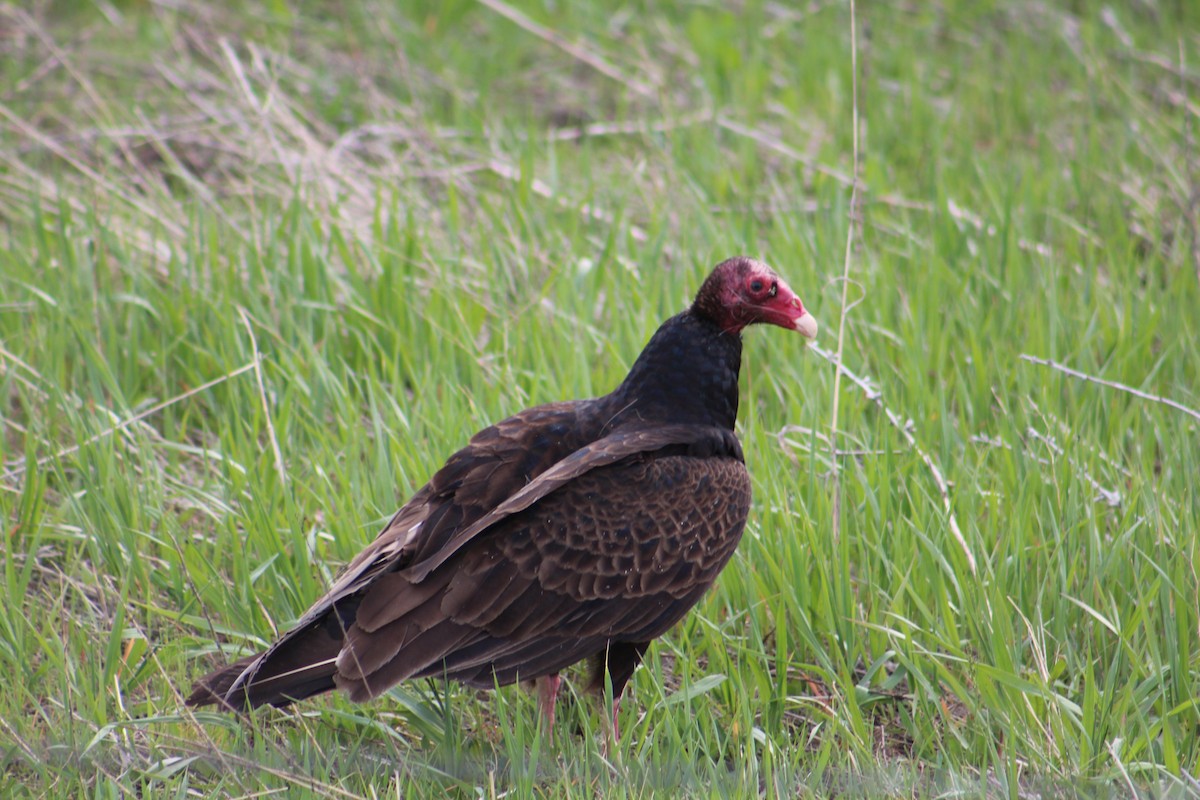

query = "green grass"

[2,0,1199,796]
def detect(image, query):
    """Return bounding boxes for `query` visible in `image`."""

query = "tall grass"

[1,1,1197,796]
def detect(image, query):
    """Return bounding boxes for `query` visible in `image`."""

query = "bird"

[186,256,818,741]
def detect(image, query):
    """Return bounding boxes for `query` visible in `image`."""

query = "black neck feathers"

[605,310,743,431]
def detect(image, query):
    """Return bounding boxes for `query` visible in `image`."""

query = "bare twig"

[238,309,287,489]
[1,361,258,484]
[777,424,901,458]
[1107,739,1140,800]
[0,717,38,763]
[1024,397,1124,508]
[813,344,978,574]
[1025,427,1122,508]
[1019,354,1200,424]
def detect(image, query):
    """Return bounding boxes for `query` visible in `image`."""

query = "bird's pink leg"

[535,673,562,729]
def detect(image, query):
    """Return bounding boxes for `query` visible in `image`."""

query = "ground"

[1,1,1198,797]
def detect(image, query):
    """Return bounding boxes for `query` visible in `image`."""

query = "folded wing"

[187,407,750,709]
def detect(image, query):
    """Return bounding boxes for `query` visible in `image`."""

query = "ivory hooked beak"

[793,311,818,339]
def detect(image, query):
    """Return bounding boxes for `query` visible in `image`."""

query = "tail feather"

[186,616,347,709]
[186,654,262,709]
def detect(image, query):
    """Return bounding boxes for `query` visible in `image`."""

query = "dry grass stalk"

[827,0,862,549]
[1020,354,1200,425]
[813,343,978,575]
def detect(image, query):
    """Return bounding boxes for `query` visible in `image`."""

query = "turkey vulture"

[187,256,818,738]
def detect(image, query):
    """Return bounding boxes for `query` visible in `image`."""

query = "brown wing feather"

[331,449,751,700]
[398,422,736,581]
[189,400,592,708]
[189,386,750,709]
[304,401,594,627]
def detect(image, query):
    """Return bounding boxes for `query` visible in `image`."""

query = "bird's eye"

[768,281,778,297]
[749,279,764,293]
